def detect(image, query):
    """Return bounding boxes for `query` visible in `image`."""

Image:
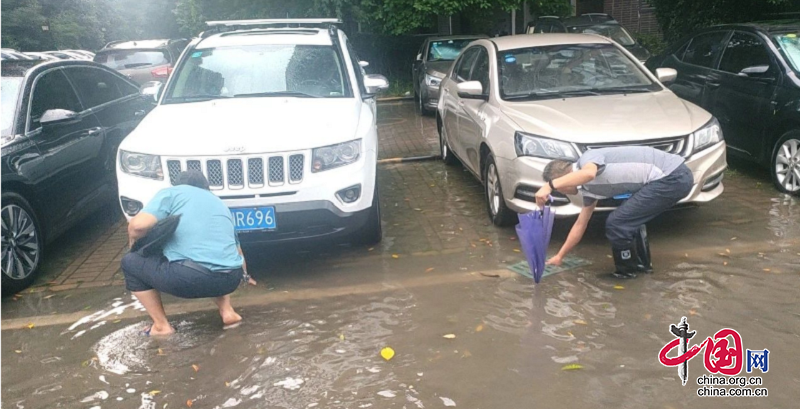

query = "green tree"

[174,0,207,37]
[1,0,49,50]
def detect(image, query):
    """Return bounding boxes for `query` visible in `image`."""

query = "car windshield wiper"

[166,94,232,103]
[233,91,318,98]
[505,89,600,100]
[591,87,653,94]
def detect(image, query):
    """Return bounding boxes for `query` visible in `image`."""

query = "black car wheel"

[439,122,460,166]
[484,155,517,227]
[418,88,433,116]
[1,193,43,295]
[772,131,800,195]
[354,184,382,245]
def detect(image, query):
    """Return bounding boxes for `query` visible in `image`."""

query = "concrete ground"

[2,101,799,409]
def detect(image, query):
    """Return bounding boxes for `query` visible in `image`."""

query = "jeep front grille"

[164,153,305,190]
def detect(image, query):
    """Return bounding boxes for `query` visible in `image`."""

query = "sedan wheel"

[1,199,41,293]
[483,155,516,226]
[439,119,459,166]
[773,133,800,195]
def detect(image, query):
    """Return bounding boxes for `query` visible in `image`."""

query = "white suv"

[117,19,388,244]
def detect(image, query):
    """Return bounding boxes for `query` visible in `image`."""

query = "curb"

[377,154,440,164]
[377,96,413,102]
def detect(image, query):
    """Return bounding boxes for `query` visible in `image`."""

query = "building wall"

[603,0,660,36]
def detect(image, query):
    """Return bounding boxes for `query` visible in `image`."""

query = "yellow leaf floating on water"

[157,348,165,356]
[368,247,374,252]
[26,323,34,329]
[475,324,484,332]
[513,249,521,253]
[380,347,395,361]
[339,334,345,341]
[425,267,434,273]
[573,319,588,325]
[391,254,399,259]
[192,364,200,372]
[561,364,584,371]
[15,350,22,354]
[186,399,193,407]
[443,334,456,339]
[225,381,231,387]
[613,285,625,290]
[149,390,161,396]
[763,268,771,272]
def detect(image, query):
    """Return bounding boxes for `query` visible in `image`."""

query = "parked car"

[647,22,800,194]
[1,59,155,293]
[527,14,650,63]
[1,49,35,61]
[42,51,83,60]
[116,19,388,246]
[64,50,96,59]
[94,39,190,85]
[412,35,488,115]
[23,52,59,61]
[437,34,727,225]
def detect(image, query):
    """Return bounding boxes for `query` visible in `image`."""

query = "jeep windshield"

[499,43,659,101]
[163,44,352,103]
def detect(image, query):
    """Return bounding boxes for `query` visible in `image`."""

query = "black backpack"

[130,215,181,257]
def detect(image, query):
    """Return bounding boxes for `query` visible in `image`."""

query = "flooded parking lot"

[2,102,799,408]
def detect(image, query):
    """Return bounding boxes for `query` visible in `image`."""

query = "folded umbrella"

[515,202,556,283]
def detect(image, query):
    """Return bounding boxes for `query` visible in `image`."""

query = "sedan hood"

[121,98,363,156]
[500,91,711,144]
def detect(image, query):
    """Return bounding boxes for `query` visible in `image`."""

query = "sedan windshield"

[164,44,351,103]
[774,32,800,72]
[1,77,22,136]
[428,39,478,61]
[499,43,658,101]
[569,24,636,46]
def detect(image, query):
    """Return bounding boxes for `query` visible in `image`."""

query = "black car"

[647,21,800,195]
[526,14,651,62]
[1,59,155,293]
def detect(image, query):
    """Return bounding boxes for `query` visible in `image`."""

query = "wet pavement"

[2,101,800,408]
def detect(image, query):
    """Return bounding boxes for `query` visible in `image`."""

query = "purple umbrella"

[516,203,556,283]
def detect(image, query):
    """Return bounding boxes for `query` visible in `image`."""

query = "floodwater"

[2,105,799,408]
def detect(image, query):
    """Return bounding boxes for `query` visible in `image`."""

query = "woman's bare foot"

[147,322,175,337]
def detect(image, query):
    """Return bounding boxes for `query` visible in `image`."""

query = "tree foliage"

[651,0,795,42]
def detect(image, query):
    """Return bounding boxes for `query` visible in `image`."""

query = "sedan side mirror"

[457,81,487,100]
[40,109,78,128]
[140,81,163,103]
[364,74,389,95]
[655,67,677,85]
[739,65,770,77]
[358,60,369,68]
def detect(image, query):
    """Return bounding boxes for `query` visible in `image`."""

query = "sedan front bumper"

[496,141,728,217]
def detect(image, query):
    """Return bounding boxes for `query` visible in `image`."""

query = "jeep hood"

[121,98,366,156]
[500,91,712,144]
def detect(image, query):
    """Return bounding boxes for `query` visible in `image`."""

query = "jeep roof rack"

[200,18,341,39]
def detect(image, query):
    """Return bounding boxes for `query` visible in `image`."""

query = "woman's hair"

[176,170,210,190]
[542,160,574,182]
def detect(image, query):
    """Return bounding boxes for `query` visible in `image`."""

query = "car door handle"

[134,110,146,117]
[707,82,721,89]
[87,127,103,136]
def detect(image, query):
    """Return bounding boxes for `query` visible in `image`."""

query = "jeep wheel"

[772,131,800,195]
[354,185,382,245]
[2,193,43,295]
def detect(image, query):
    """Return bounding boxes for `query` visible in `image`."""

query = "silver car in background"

[437,34,727,225]
[93,39,189,84]
[412,35,487,115]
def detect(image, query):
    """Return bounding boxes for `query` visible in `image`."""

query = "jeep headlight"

[312,139,361,172]
[119,150,163,180]
[514,132,579,161]
[692,118,723,153]
[425,73,443,88]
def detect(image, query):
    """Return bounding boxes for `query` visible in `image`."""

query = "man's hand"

[546,255,564,266]
[534,184,552,208]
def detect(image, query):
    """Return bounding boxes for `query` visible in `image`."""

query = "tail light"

[151,66,173,79]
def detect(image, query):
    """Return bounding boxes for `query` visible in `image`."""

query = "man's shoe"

[634,225,654,274]
[612,246,639,279]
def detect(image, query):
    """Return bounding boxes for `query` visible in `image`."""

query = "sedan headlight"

[692,118,724,153]
[514,132,580,161]
[312,139,361,173]
[425,73,443,88]
[119,150,163,180]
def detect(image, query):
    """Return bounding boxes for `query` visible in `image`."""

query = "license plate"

[230,207,276,231]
